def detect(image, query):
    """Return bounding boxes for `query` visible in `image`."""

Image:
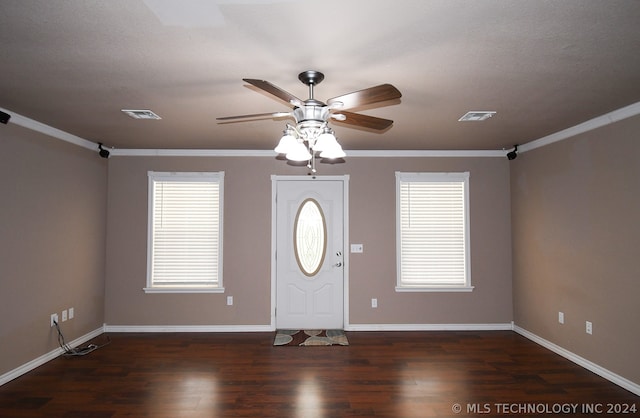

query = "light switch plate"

[351,244,363,253]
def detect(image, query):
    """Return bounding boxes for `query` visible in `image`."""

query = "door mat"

[274,329,349,346]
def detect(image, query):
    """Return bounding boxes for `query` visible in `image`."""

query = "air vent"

[121,109,162,120]
[458,111,496,122]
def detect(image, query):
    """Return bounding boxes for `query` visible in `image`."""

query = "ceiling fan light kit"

[218,70,401,173]
[285,141,313,162]
[274,130,297,154]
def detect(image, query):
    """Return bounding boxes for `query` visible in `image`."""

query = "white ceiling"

[1,0,640,152]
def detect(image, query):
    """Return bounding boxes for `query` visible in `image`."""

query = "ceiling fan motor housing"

[294,105,331,125]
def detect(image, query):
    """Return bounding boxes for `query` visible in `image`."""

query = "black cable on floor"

[53,320,110,357]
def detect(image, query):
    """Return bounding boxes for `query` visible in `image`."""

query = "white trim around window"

[145,171,225,294]
[395,172,473,292]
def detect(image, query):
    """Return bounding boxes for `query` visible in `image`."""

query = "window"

[294,198,327,277]
[396,172,472,292]
[145,171,224,293]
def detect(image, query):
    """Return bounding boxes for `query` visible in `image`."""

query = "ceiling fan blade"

[334,110,394,130]
[243,79,304,107]
[327,84,401,109]
[216,111,291,122]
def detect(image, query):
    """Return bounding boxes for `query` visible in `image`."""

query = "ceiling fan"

[217,70,401,168]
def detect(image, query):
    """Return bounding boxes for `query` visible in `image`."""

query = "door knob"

[333,262,342,267]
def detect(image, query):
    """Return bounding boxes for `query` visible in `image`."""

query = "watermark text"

[451,402,637,415]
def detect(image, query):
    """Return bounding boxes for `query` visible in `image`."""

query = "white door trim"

[270,175,350,330]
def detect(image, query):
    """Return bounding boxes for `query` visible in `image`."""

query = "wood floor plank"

[0,331,637,417]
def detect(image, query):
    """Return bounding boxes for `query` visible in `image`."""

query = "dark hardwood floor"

[0,331,637,417]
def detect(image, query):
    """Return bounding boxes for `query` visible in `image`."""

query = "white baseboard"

[514,325,640,396]
[345,323,513,331]
[0,326,105,386]
[103,324,275,333]
[6,323,637,396]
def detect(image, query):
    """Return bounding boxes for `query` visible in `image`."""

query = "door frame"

[270,175,350,330]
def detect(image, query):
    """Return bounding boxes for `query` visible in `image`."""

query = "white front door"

[274,177,346,329]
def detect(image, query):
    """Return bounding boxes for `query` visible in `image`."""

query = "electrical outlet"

[351,244,364,253]
[227,296,233,306]
[371,298,378,308]
[586,321,593,335]
[69,307,74,319]
[62,309,68,322]
[558,311,564,324]
[50,313,58,327]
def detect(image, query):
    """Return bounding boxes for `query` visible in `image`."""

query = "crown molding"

[0,107,97,152]
[108,148,275,157]
[109,148,505,157]
[519,101,640,154]
[4,101,640,158]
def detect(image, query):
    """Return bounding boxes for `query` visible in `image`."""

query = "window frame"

[145,171,225,294]
[395,171,473,292]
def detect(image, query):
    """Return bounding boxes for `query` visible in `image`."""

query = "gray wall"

[3,111,638,388]
[0,124,107,376]
[511,115,640,384]
[104,155,513,327]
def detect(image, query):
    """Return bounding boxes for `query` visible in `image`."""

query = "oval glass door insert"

[294,198,327,277]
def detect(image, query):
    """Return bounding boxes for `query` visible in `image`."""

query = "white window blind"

[146,172,224,292]
[396,172,472,291]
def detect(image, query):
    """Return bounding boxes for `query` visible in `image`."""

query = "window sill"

[143,287,225,294]
[395,286,474,293]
